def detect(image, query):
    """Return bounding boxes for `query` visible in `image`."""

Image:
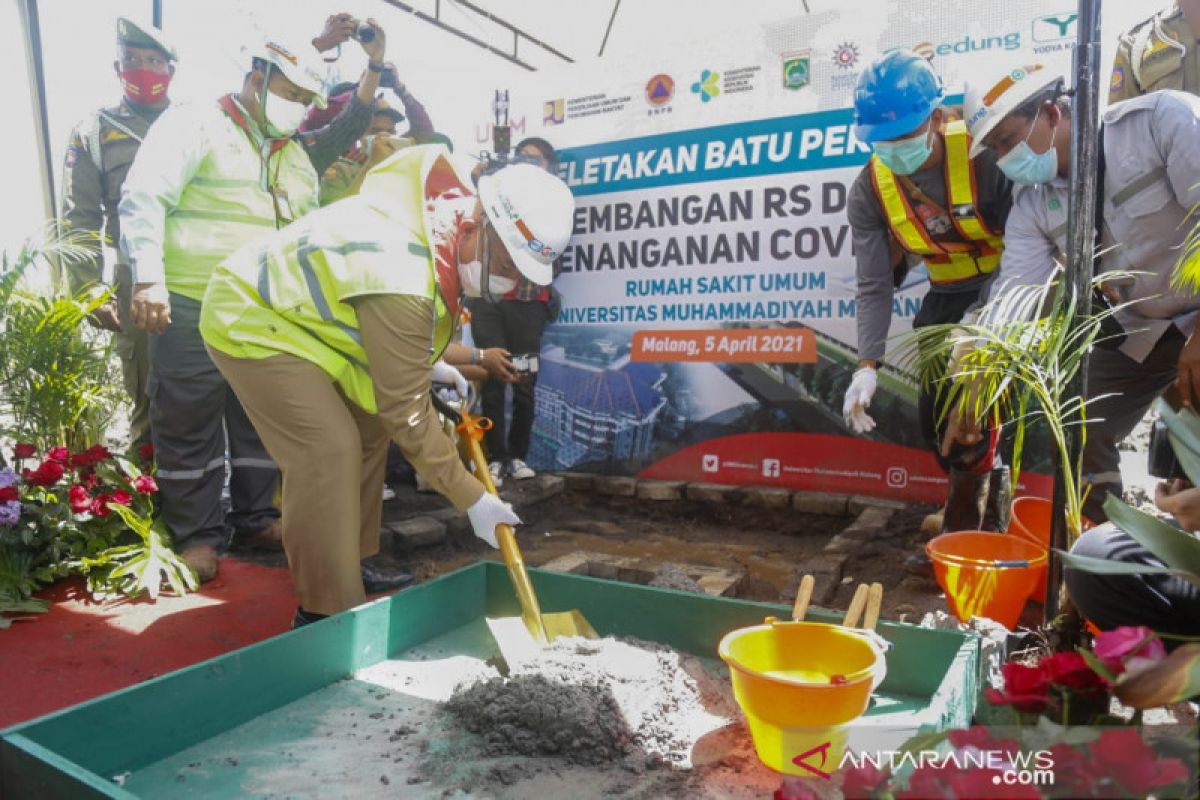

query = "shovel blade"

[485,609,599,667]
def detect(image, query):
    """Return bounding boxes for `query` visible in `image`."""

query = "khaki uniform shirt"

[1110,2,1200,101]
[59,99,160,294]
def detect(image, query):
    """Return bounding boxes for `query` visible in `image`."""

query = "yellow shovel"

[455,404,598,663]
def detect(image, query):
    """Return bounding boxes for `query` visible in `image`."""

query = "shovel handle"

[864,583,884,631]
[843,583,869,628]
[792,574,815,622]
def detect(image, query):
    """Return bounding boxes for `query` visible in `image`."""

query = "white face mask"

[263,91,308,138]
[457,259,516,298]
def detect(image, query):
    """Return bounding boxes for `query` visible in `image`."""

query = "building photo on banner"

[450,0,1090,503]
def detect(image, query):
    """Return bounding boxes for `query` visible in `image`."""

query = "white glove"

[431,360,468,399]
[842,367,878,434]
[466,492,520,549]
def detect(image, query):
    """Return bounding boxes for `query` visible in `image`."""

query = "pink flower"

[68,485,91,513]
[133,475,158,494]
[110,490,132,507]
[90,494,111,517]
[1093,626,1167,676]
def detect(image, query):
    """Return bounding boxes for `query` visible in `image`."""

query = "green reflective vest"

[200,145,462,414]
[163,107,318,301]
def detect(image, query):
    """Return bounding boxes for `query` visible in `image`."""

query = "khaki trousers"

[208,295,484,616]
[209,349,390,616]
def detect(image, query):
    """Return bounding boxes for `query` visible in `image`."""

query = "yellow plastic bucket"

[718,620,877,777]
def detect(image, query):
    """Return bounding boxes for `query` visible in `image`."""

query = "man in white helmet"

[199,150,575,626]
[959,65,1200,524]
[119,18,390,583]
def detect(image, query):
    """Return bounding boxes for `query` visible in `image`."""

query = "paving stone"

[635,480,686,501]
[837,506,898,542]
[385,516,447,551]
[685,483,743,504]
[594,475,638,497]
[792,491,852,516]
[557,472,595,492]
[782,554,848,608]
[848,495,907,515]
[425,507,471,538]
[513,474,565,505]
[743,486,792,509]
[539,551,593,575]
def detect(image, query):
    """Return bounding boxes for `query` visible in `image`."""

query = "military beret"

[116,17,178,61]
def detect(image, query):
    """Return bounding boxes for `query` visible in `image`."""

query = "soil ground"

[234,483,952,625]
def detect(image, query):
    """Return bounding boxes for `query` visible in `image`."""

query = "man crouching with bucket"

[199,146,575,627]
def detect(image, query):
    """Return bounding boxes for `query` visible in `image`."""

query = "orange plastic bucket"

[926,531,1048,629]
[718,620,877,777]
[1009,497,1095,604]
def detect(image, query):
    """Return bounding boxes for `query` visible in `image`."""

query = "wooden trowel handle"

[792,575,815,622]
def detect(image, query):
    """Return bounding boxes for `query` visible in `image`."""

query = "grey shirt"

[992,91,1200,362]
[848,145,1013,362]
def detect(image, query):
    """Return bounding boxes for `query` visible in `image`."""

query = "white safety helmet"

[964,64,1061,157]
[248,39,328,109]
[477,163,575,286]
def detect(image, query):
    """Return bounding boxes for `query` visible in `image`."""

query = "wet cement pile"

[445,636,731,770]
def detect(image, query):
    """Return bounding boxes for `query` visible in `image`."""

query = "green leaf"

[1102,495,1200,579]
[1056,548,1194,580]
[1077,646,1120,686]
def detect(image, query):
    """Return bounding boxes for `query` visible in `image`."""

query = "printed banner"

[455,1,1079,500]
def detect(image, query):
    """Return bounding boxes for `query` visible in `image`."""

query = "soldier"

[59,17,177,452]
[1110,1,1200,102]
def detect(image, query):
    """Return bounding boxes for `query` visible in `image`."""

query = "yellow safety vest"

[869,120,1003,286]
[163,102,318,301]
[200,145,460,414]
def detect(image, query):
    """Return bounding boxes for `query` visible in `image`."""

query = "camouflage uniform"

[1110,2,1200,101]
[60,32,174,450]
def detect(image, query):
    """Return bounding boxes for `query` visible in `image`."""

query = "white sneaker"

[488,461,505,488]
[382,485,396,501]
[508,459,535,480]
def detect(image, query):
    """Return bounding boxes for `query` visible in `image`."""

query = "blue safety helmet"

[853,49,945,144]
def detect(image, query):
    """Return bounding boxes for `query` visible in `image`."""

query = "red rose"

[133,474,158,494]
[1088,728,1188,796]
[86,444,112,463]
[70,452,94,470]
[949,769,1040,799]
[90,494,112,517]
[46,447,70,464]
[85,472,101,490]
[986,661,1053,712]
[897,765,950,799]
[68,485,92,513]
[12,443,36,459]
[1045,742,1097,797]
[23,461,66,487]
[110,490,132,506]
[0,486,17,503]
[138,443,155,462]
[1042,652,1107,694]
[842,763,891,798]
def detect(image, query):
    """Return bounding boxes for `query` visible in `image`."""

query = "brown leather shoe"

[181,545,219,583]
[233,518,284,552]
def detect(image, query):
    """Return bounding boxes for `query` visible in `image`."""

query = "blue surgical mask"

[873,127,933,176]
[997,109,1058,185]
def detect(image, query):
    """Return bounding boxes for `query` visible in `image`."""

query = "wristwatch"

[368,61,386,73]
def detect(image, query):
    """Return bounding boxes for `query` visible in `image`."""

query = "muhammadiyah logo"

[832,42,859,70]
[691,70,720,103]
[783,50,811,90]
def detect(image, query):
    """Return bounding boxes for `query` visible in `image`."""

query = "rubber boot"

[941,467,990,534]
[981,466,1012,533]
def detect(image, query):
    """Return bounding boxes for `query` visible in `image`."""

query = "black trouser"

[913,288,1000,475]
[1066,523,1200,638]
[467,298,550,462]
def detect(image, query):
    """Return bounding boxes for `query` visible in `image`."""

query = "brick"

[514,474,565,506]
[792,491,851,516]
[425,507,471,539]
[782,555,847,609]
[685,483,743,503]
[385,516,447,551]
[743,486,792,509]
[848,495,907,515]
[636,480,686,501]
[594,476,638,497]
[838,506,897,542]
[539,551,593,575]
[558,472,595,492]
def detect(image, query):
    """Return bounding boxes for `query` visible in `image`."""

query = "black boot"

[981,467,1012,532]
[361,560,414,594]
[292,607,329,628]
[941,467,990,534]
